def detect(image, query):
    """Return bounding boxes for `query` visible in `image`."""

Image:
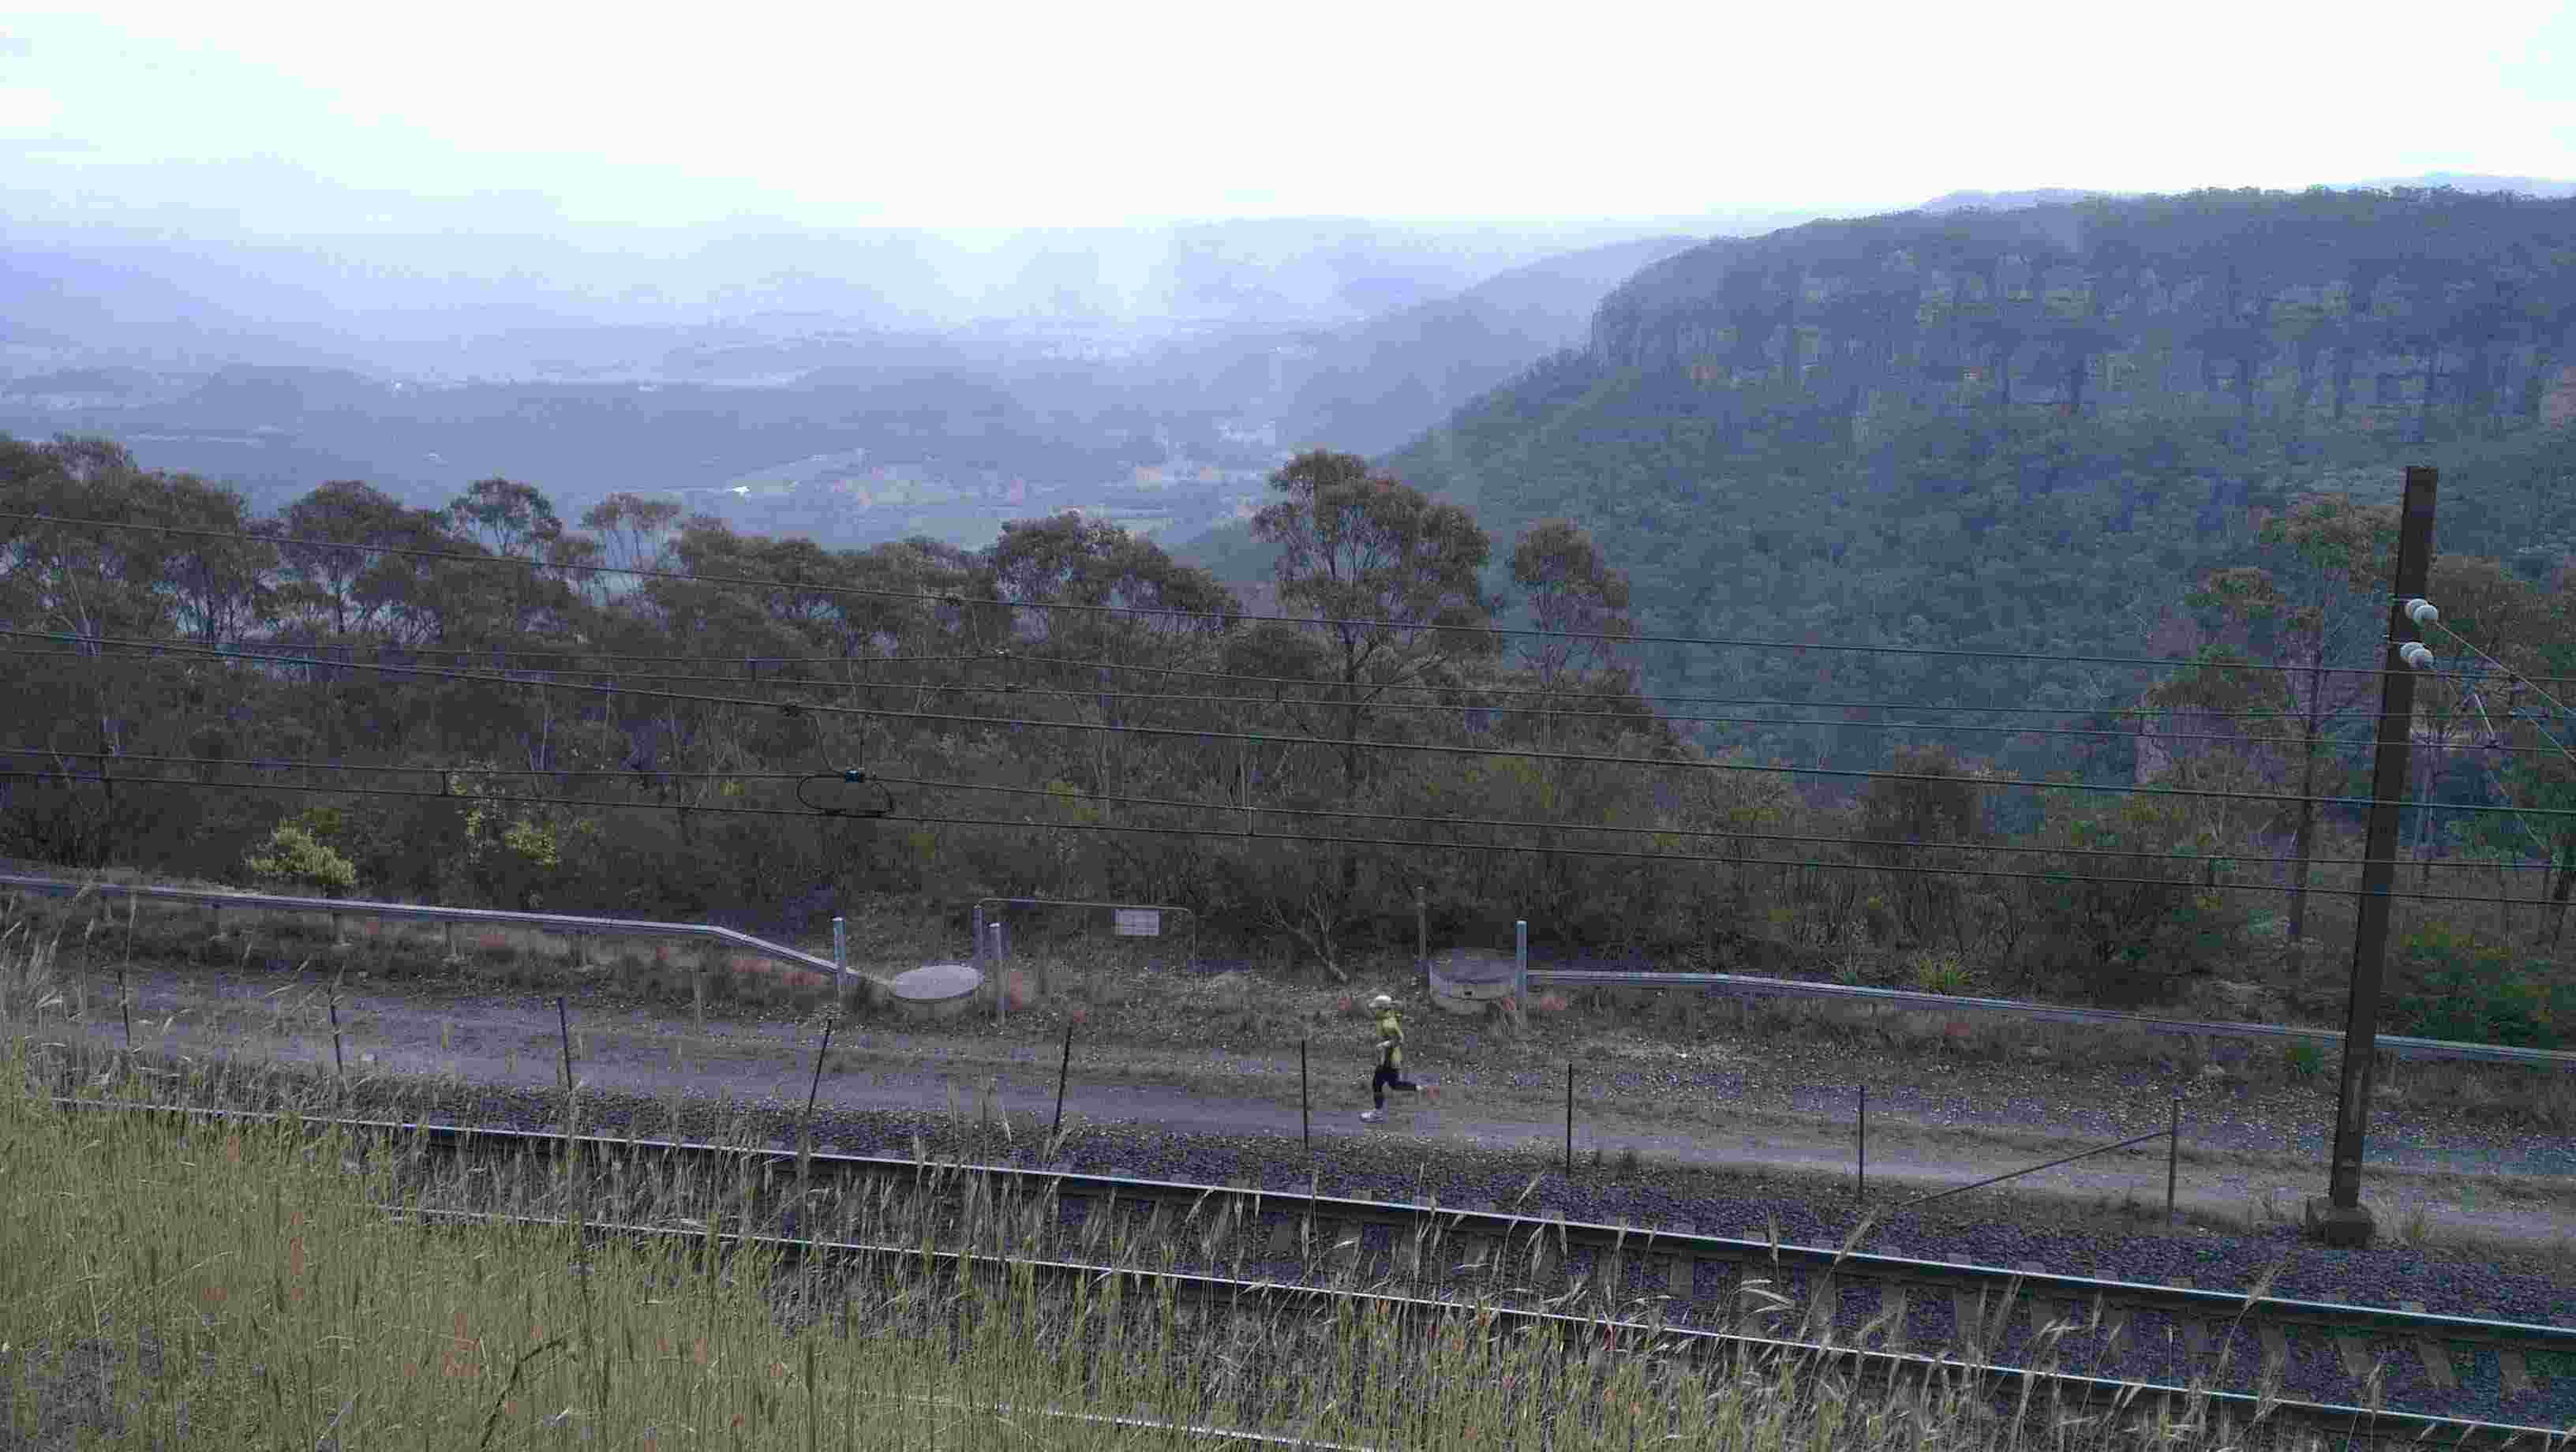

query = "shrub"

[2387,922,2574,1050]
[242,824,358,897]
[1911,951,1975,996]
[2283,1040,2326,1078]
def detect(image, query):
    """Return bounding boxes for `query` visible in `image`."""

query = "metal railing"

[0,872,884,1002]
[1526,966,2576,1068]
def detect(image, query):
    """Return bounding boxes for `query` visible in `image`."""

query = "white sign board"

[1111,908,1162,937]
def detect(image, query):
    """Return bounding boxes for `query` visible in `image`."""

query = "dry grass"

[0,1034,2322,1452]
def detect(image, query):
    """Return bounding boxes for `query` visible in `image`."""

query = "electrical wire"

[987,649,2498,717]
[0,508,2485,678]
[18,627,2568,818]
[0,766,2542,907]
[2423,619,2576,772]
[17,632,2536,719]
[14,746,2540,874]
[9,643,2537,748]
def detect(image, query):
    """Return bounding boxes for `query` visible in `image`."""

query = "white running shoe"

[1360,1110,1382,1122]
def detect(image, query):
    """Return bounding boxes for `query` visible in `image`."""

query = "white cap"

[1369,994,1394,1009]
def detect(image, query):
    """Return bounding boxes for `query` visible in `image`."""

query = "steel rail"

[379,1202,2576,1450]
[0,872,884,990]
[1525,967,2576,1068]
[49,1097,2576,1360]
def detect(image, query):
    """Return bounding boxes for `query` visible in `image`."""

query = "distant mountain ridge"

[1277,234,1700,455]
[1917,173,2576,214]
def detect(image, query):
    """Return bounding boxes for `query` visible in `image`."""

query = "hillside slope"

[1355,187,2576,780]
[1276,234,1700,457]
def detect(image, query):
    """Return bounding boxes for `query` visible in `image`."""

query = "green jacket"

[1375,1010,1404,1071]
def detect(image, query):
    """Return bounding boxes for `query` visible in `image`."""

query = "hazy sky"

[3,1,2570,237]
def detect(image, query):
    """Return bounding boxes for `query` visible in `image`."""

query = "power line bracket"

[798,768,895,818]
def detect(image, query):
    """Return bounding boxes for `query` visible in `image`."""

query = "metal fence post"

[991,922,1005,1024]
[2167,1095,2181,1226]
[1300,1038,1311,1153]
[972,903,986,975]
[1858,1086,1867,1199]
[556,996,575,1094]
[1053,1023,1074,1144]
[1516,919,1528,1007]
[833,915,852,1013]
[1563,1061,1574,1176]
[328,986,346,1088]
[1416,889,1427,988]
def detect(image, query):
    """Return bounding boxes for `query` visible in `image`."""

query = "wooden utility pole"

[2307,466,2437,1249]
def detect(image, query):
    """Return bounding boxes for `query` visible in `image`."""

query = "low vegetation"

[2,1050,2341,1451]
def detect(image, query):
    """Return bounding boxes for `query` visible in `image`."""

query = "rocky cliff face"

[1585,189,2576,440]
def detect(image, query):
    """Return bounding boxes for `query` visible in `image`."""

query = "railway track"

[51,1095,2576,1446]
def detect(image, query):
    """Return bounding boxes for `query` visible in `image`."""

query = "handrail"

[1527,967,2576,1067]
[0,872,888,989]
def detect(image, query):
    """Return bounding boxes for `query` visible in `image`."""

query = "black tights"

[1372,1063,1419,1109]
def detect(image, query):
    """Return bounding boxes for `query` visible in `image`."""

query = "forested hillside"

[8,186,2576,1042]
[1376,187,2576,784]
[8,420,2576,1042]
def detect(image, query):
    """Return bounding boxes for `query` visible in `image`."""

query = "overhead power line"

[32,630,2547,717]
[6,642,2537,745]
[0,638,2452,726]
[0,508,2479,678]
[0,765,2544,908]
[14,746,2542,874]
[13,628,2573,821]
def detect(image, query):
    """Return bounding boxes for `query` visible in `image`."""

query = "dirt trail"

[28,960,2576,1254]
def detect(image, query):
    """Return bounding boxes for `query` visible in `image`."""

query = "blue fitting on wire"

[797,769,895,818]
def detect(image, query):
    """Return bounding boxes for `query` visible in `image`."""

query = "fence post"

[1858,1086,1866,1199]
[1516,920,1528,1008]
[328,986,346,1092]
[1053,1023,1074,1144]
[1300,1038,1311,1154]
[692,952,707,1029]
[833,916,852,1013]
[803,1017,835,1132]
[1563,1061,1574,1177]
[2167,1095,2181,1226]
[1416,889,1427,988]
[991,922,1006,1025]
[556,996,575,1095]
[973,904,986,976]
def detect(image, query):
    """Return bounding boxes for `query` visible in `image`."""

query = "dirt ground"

[17,906,2576,1260]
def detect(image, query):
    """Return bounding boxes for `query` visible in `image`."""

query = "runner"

[1361,992,1438,1121]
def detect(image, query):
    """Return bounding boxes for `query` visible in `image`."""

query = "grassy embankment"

[0,890,2320,1451]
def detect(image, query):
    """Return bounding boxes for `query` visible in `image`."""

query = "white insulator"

[2398,642,2435,669]
[2406,598,2439,627]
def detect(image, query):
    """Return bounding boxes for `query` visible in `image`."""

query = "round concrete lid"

[891,962,983,1001]
[1426,947,1517,985]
